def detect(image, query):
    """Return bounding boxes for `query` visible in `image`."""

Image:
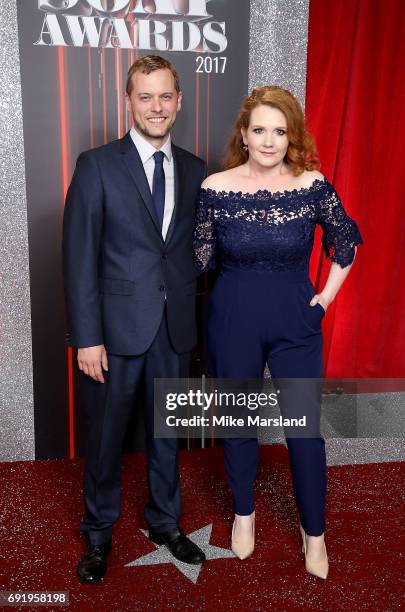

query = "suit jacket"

[62,131,206,355]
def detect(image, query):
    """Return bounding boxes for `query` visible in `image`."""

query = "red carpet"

[0,446,403,611]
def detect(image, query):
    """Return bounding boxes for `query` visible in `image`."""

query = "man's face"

[125,68,182,148]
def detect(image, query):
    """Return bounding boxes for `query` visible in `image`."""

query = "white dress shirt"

[130,127,175,241]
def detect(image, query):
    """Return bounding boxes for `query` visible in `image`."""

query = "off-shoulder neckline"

[199,177,328,199]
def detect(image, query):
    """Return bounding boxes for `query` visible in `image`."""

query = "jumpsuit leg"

[267,280,326,536]
[207,271,265,516]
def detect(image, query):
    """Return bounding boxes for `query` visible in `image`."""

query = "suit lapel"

[165,145,184,246]
[120,132,162,238]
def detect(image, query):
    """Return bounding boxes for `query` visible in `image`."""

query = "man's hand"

[77,345,108,383]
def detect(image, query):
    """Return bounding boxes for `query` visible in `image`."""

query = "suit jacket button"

[158,285,165,292]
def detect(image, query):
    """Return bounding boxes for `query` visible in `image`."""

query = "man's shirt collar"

[130,127,172,164]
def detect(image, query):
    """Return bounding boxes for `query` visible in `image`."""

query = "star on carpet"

[125,524,235,584]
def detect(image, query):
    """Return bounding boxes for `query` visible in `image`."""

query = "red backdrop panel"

[306,0,405,377]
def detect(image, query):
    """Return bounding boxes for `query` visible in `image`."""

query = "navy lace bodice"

[193,177,363,273]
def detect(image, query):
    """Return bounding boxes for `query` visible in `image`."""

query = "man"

[63,55,206,583]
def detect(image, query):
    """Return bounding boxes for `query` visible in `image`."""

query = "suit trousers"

[79,309,188,545]
[207,267,327,536]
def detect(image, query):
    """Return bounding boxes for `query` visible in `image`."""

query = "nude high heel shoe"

[299,524,329,579]
[231,511,255,560]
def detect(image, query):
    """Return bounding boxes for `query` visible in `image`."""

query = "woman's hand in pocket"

[309,293,329,312]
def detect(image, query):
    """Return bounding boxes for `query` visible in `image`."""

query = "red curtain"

[306,0,405,378]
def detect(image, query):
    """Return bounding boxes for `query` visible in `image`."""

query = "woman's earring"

[242,144,248,151]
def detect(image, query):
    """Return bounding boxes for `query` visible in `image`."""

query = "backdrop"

[16,0,250,459]
[4,0,404,461]
[306,0,405,378]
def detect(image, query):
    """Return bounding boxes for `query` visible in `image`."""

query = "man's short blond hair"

[126,55,181,95]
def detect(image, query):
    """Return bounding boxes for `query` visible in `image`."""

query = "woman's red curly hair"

[223,85,320,176]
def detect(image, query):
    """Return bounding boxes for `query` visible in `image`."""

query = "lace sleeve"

[317,181,363,268]
[193,188,217,273]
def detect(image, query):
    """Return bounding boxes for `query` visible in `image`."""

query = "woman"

[193,86,362,579]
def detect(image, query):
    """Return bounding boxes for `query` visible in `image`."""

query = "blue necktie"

[152,151,165,229]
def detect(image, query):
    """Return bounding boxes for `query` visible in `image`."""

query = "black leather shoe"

[148,526,205,565]
[77,541,112,583]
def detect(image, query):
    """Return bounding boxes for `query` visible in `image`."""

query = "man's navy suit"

[63,132,206,544]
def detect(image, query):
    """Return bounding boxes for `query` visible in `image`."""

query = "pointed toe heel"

[231,512,255,560]
[300,524,329,580]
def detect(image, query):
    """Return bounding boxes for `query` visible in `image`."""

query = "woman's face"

[241,104,289,170]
